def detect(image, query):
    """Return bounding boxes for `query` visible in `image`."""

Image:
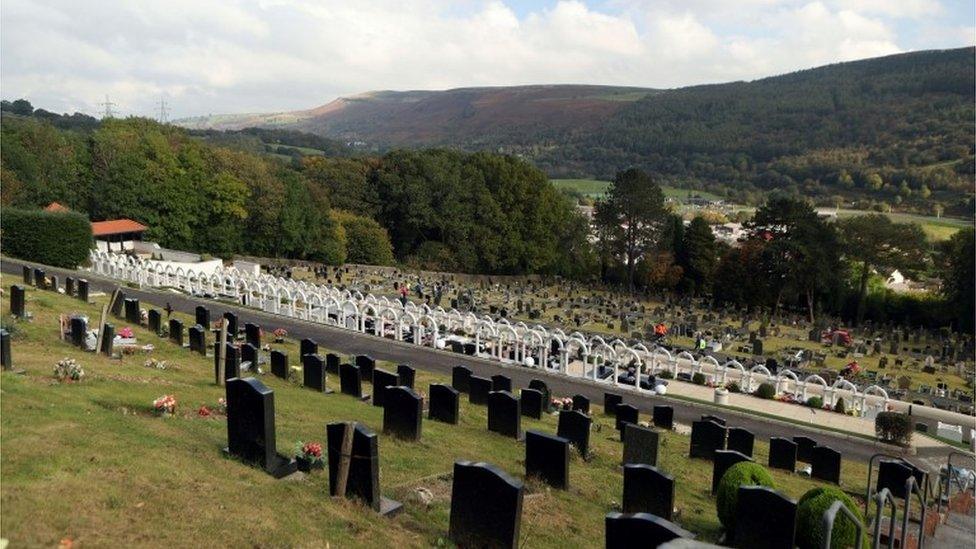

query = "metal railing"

[822,500,866,549]
[902,476,927,549]
[871,487,897,549]
[938,450,976,515]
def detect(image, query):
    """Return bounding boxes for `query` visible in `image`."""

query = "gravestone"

[326,422,402,516]
[383,386,423,441]
[701,414,727,426]
[21,265,31,285]
[124,298,140,324]
[148,309,161,335]
[605,512,692,549]
[793,436,817,463]
[10,285,25,318]
[194,306,210,329]
[339,363,366,399]
[452,365,472,393]
[727,427,755,458]
[877,459,925,499]
[241,343,259,369]
[49,275,60,293]
[244,323,261,347]
[492,374,512,392]
[110,291,124,316]
[768,437,798,472]
[325,353,340,375]
[488,391,521,439]
[525,430,570,489]
[224,377,297,478]
[77,279,89,302]
[302,354,331,393]
[189,324,206,355]
[622,464,674,519]
[520,388,544,419]
[396,364,416,389]
[428,383,460,424]
[469,375,492,405]
[100,324,114,356]
[0,329,10,370]
[690,420,727,460]
[70,316,87,348]
[300,338,318,358]
[733,486,797,549]
[810,445,842,484]
[604,393,623,416]
[615,404,639,434]
[752,339,763,355]
[223,312,238,337]
[712,450,752,494]
[528,379,551,409]
[371,368,399,407]
[271,350,288,379]
[169,319,184,347]
[557,409,591,457]
[223,344,241,380]
[355,354,375,383]
[622,423,659,466]
[33,268,45,289]
[449,461,524,549]
[653,405,674,430]
[572,394,590,414]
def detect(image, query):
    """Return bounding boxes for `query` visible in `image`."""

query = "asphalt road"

[3,257,954,466]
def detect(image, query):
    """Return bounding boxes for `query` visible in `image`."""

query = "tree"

[594,168,667,290]
[938,228,975,333]
[679,216,717,295]
[332,210,394,265]
[838,214,928,324]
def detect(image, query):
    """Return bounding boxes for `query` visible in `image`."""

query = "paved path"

[3,258,959,465]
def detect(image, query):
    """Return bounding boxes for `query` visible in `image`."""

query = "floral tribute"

[152,394,177,416]
[53,358,85,381]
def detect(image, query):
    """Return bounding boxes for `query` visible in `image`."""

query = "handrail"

[822,500,865,549]
[938,450,976,515]
[872,488,897,549]
[902,476,926,549]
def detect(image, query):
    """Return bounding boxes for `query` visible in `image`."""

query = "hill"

[178,48,975,214]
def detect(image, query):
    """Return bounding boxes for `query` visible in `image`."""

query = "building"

[92,219,148,252]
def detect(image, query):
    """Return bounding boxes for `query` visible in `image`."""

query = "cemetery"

[13,276,970,547]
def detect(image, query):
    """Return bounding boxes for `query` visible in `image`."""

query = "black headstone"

[525,430,570,489]
[302,354,329,393]
[623,423,659,466]
[148,309,161,335]
[396,364,416,389]
[124,298,140,324]
[810,445,842,484]
[768,437,797,472]
[690,420,727,460]
[622,464,674,519]
[223,312,238,337]
[65,276,75,296]
[701,414,727,426]
[195,305,211,329]
[528,379,551,409]
[469,375,492,405]
[383,386,423,441]
[224,377,297,478]
[271,350,288,379]
[169,319,184,346]
[877,459,925,500]
[615,403,639,433]
[492,374,512,393]
[243,322,260,347]
[488,391,521,439]
[604,393,623,416]
[572,394,590,414]
[77,279,89,302]
[10,285,26,318]
[224,344,241,380]
[605,512,692,549]
[325,353,340,375]
[339,363,365,399]
[241,343,259,370]
[100,323,114,356]
[793,436,817,463]
[0,329,10,370]
[449,461,524,549]
[557,409,591,457]
[355,354,375,383]
[733,487,797,549]
[727,427,755,458]
[520,388,544,419]
[653,405,674,430]
[189,324,206,355]
[371,368,399,407]
[428,383,460,425]
[300,338,318,358]
[22,265,32,285]
[110,290,125,316]
[712,449,752,494]
[33,268,45,289]
[326,422,402,516]
[70,316,87,348]
[452,365,472,393]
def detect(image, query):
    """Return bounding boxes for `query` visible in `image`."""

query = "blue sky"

[2,0,973,118]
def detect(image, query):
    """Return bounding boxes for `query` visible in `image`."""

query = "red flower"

[303,441,322,458]
[198,405,212,417]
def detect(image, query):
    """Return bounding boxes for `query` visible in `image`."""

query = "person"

[164,302,173,319]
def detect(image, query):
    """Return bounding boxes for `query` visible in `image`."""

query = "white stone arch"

[418,314,439,348]
[590,341,617,382]
[497,324,520,362]
[801,374,828,403]
[775,369,800,396]
[377,306,399,338]
[521,329,546,368]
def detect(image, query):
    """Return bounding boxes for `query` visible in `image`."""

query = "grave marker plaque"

[355,354,375,383]
[449,461,523,549]
[169,319,184,347]
[727,427,755,458]
[339,363,365,399]
[690,420,727,460]
[241,343,259,369]
[224,377,297,478]
[810,445,842,484]
[70,316,87,348]
[488,391,521,439]
[604,393,623,416]
[733,487,797,549]
[124,298,140,324]
[452,365,472,393]
[244,322,261,347]
[615,403,639,434]
[653,405,674,430]
[325,353,340,375]
[525,430,570,489]
[223,312,238,337]
[148,309,161,335]
[557,409,591,457]
[302,354,330,393]
[371,368,399,407]
[622,423,659,467]
[396,364,416,389]
[768,437,797,472]
[77,279,89,302]
[469,375,492,405]
[270,350,288,379]
[712,450,752,494]
[793,436,817,463]
[622,464,674,519]
[326,422,402,516]
[100,323,114,356]
[428,383,460,424]
[572,394,590,414]
[189,324,207,355]
[10,285,25,318]
[605,512,692,549]
[383,386,423,441]
[520,388,544,419]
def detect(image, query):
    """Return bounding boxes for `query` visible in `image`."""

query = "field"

[550,179,723,201]
[831,209,972,242]
[0,282,872,547]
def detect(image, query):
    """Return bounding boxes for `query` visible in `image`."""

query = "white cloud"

[0,0,969,118]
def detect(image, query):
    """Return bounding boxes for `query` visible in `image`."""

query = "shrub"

[754,382,776,400]
[833,397,846,414]
[1,208,92,268]
[725,381,741,393]
[658,371,674,380]
[875,412,913,446]
[716,462,775,532]
[332,210,394,266]
[692,372,706,385]
[796,487,867,549]
[806,396,824,408]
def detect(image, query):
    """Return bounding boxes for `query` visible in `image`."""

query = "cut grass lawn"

[1,281,871,547]
[551,179,723,202]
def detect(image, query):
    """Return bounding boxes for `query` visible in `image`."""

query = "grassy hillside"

[1,282,871,546]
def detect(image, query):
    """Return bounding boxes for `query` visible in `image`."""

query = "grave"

[469,375,492,405]
[245,322,261,347]
[241,343,259,369]
[622,423,659,467]
[326,422,402,516]
[605,512,692,548]
[877,459,925,500]
[0,329,10,370]
[110,290,124,316]
[449,461,523,549]
[396,364,416,389]
[383,386,423,441]
[527,379,551,409]
[77,279,89,302]
[428,383,460,425]
[701,414,726,426]
[810,445,842,484]
[557,409,591,457]
[524,430,570,489]
[768,437,797,472]
[70,316,87,348]
[124,298,141,324]
[355,354,375,383]
[622,464,674,519]
[604,393,623,416]
[452,365,472,393]
[733,487,797,549]
[572,394,590,414]
[325,353,340,375]
[487,391,521,439]
[653,405,674,430]
[270,350,288,379]
[223,344,241,380]
[223,312,238,337]
[189,324,206,355]
[302,354,332,393]
[223,377,297,478]
[148,309,161,334]
[520,388,544,419]
[793,436,817,463]
[371,368,399,407]
[169,319,184,347]
[690,420,727,460]
[300,338,318,358]
[712,449,752,494]
[615,403,639,434]
[10,285,25,318]
[339,363,366,399]
[195,305,211,329]
[727,427,755,458]
[492,374,513,392]
[100,324,114,356]
[21,265,31,285]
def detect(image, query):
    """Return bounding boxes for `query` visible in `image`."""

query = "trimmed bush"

[692,372,706,385]
[796,486,867,549]
[1,208,91,268]
[658,371,674,380]
[875,412,913,446]
[806,396,824,408]
[716,462,775,532]
[725,381,741,393]
[834,397,847,414]
[754,382,776,400]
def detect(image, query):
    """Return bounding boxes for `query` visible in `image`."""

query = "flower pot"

[296,456,323,473]
[714,388,729,405]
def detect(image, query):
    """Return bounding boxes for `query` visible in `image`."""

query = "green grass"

[0,281,871,546]
[829,209,972,242]
[551,179,723,202]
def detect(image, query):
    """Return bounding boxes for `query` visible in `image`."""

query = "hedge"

[754,382,776,399]
[796,486,868,549]
[716,462,775,532]
[1,208,92,268]
[875,412,913,446]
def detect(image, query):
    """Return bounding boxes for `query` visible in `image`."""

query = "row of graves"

[11,269,942,548]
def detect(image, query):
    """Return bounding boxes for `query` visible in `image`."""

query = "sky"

[1,0,973,119]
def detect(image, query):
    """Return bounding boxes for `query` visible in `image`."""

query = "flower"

[153,394,177,415]
[53,358,85,381]
[144,358,168,370]
[273,328,288,338]
[295,440,324,463]
[217,398,227,413]
[197,405,212,417]
[119,327,134,339]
